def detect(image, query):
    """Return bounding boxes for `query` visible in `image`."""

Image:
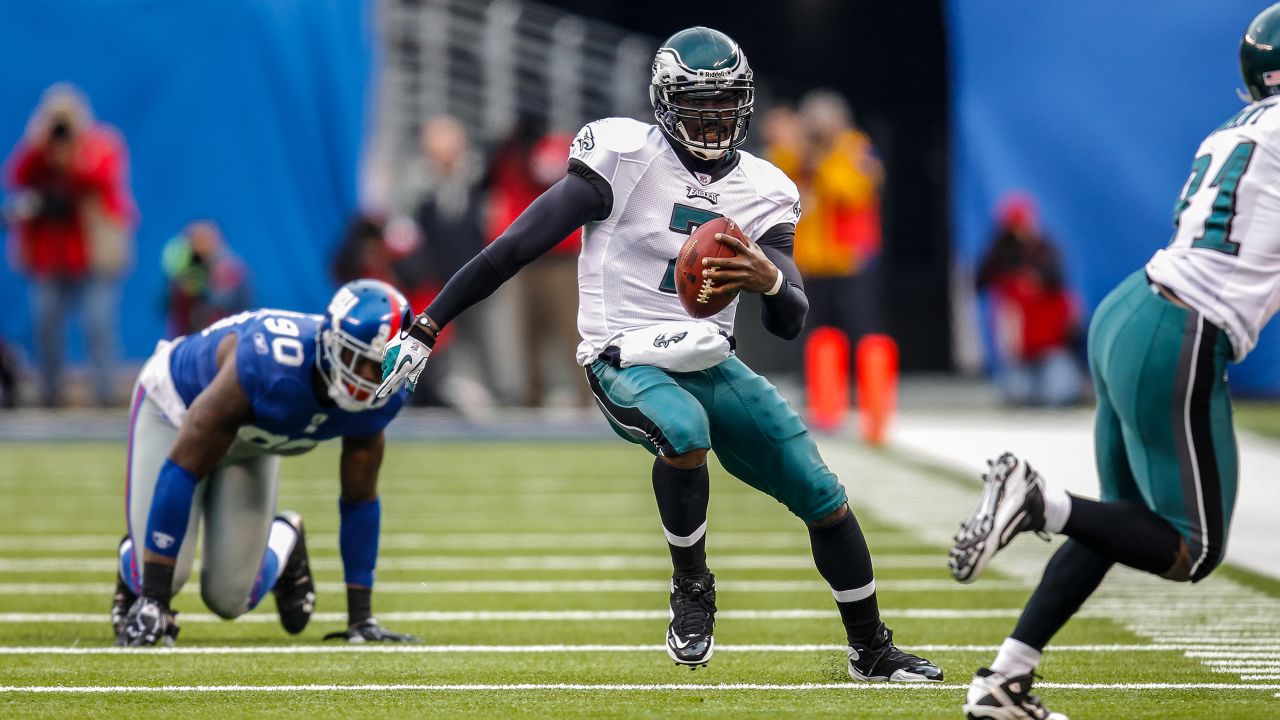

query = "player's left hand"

[115,596,180,647]
[376,317,434,398]
[322,618,422,643]
[702,231,782,296]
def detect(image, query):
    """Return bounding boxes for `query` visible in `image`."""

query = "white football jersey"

[569,117,801,365]
[1147,95,1280,360]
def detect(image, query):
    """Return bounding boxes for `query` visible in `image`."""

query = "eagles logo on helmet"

[319,279,411,411]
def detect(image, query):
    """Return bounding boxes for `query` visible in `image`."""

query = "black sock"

[1064,496,1182,574]
[1011,539,1113,650]
[808,508,879,644]
[347,586,372,626]
[142,561,175,608]
[652,458,710,577]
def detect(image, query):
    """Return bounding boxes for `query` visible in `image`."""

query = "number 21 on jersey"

[1173,140,1257,256]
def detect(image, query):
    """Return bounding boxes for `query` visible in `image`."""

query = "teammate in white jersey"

[948,6,1280,718]
[379,27,942,682]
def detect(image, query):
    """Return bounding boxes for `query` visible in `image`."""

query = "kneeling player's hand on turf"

[376,312,436,398]
[323,618,422,643]
[115,597,179,647]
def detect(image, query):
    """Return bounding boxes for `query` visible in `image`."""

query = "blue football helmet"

[318,279,411,411]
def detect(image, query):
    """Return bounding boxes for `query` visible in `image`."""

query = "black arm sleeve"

[424,166,611,328]
[755,222,809,340]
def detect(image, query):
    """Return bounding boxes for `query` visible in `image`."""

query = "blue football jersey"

[168,309,405,453]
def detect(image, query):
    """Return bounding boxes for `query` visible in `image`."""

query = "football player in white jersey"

[948,5,1280,718]
[379,27,942,682]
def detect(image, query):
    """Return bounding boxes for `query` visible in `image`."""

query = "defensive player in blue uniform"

[113,280,419,646]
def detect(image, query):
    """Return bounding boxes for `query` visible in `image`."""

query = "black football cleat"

[666,572,716,668]
[847,623,944,682]
[110,536,137,641]
[272,511,316,635]
[964,668,1068,720]
[950,452,1051,584]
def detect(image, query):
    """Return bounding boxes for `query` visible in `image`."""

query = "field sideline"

[1,439,1278,718]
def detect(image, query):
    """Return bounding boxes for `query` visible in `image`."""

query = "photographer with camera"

[3,83,136,407]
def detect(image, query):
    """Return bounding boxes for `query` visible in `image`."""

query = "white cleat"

[964,668,1068,720]
[950,452,1051,583]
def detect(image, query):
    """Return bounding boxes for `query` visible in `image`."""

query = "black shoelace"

[673,589,716,636]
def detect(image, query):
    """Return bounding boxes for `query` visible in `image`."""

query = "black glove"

[323,618,421,643]
[115,597,180,647]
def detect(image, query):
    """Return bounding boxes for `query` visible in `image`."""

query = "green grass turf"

[1233,400,1280,440]
[0,440,1277,718]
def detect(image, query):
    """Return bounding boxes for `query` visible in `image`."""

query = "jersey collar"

[661,129,742,186]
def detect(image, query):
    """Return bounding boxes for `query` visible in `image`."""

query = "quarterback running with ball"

[378,27,942,681]
[950,5,1280,718]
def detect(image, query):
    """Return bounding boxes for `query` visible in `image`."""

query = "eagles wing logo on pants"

[653,332,689,348]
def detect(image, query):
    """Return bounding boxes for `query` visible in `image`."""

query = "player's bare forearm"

[147,339,251,566]
[340,433,385,504]
[167,341,252,480]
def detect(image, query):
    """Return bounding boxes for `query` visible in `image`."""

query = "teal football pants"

[586,356,847,524]
[1088,271,1237,581]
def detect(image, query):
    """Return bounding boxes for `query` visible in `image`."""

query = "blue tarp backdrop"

[0,0,371,361]
[949,0,1280,395]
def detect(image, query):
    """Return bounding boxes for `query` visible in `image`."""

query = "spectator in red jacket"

[976,193,1083,407]
[3,84,136,407]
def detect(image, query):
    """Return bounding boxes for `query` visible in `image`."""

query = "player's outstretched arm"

[378,170,608,397]
[119,335,252,647]
[321,432,421,643]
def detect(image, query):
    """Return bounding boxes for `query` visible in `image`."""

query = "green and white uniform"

[1092,95,1280,580]
[570,117,844,524]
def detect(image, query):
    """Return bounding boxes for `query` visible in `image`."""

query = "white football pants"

[123,384,280,618]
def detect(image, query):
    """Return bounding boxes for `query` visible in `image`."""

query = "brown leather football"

[675,217,748,319]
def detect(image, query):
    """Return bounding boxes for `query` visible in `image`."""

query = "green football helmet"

[1240,2,1280,101]
[649,27,754,160]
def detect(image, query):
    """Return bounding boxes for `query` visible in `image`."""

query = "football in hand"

[675,217,749,319]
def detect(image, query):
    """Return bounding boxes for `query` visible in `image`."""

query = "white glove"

[377,316,435,398]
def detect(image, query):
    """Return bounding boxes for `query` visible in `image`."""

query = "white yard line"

[1,682,1277,693]
[0,554,952,572]
[0,579,1029,595]
[0,643,1232,656]
[0,608,1024,624]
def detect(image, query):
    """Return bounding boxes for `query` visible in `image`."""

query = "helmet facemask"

[319,327,388,411]
[653,83,754,160]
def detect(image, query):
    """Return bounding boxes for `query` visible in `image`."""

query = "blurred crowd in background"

[0,74,1079,411]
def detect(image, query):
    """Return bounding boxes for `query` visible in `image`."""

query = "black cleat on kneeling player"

[272,511,316,635]
[666,572,716,667]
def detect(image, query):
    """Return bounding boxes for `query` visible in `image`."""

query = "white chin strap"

[687,146,727,160]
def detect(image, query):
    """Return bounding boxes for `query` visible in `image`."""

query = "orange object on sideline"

[856,334,899,446]
[805,326,851,431]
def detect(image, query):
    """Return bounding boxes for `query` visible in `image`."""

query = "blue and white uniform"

[121,308,406,618]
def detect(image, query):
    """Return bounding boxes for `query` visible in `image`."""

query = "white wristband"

[763,268,785,296]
